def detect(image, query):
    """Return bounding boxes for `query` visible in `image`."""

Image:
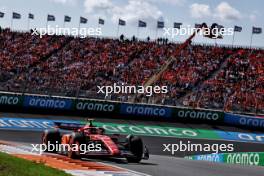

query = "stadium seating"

[0,28,68,90]
[0,29,263,114]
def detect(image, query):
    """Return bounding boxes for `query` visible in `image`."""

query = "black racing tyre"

[126,135,143,163]
[67,133,85,159]
[41,130,61,153]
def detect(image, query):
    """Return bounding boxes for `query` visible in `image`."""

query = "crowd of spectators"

[0,28,67,88]
[0,29,263,114]
[182,49,264,114]
[159,45,229,105]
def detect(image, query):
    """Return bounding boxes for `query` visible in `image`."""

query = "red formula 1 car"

[41,120,149,163]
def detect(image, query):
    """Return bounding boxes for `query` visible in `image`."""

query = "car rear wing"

[54,122,85,131]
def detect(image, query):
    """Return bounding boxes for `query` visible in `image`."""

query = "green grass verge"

[0,152,71,176]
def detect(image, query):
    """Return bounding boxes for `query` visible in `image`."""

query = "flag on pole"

[216,24,224,39]
[157,21,164,28]
[252,27,262,34]
[234,26,242,32]
[99,18,105,25]
[64,15,71,22]
[217,25,224,30]
[195,23,202,28]
[27,13,34,30]
[0,12,4,18]
[232,26,241,46]
[28,13,34,19]
[80,17,87,24]
[12,12,21,19]
[138,20,147,27]
[47,14,55,21]
[250,27,262,48]
[119,19,126,26]
[173,22,182,29]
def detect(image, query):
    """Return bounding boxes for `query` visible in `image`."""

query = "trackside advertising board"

[120,104,171,118]
[173,108,224,123]
[0,92,262,129]
[185,153,224,163]
[0,93,24,107]
[1,117,264,144]
[23,96,72,110]
[186,152,264,166]
[74,99,120,114]
[94,122,219,139]
[224,113,264,129]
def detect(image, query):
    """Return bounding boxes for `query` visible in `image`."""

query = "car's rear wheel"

[126,135,143,163]
[68,141,81,159]
[68,133,85,159]
[41,130,61,153]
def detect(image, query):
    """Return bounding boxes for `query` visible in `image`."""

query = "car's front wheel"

[126,135,143,163]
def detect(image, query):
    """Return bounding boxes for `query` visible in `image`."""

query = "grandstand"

[0,27,263,115]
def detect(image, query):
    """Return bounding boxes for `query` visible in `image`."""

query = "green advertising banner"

[173,107,224,123]
[185,152,264,166]
[0,93,24,106]
[74,99,120,114]
[224,152,264,166]
[93,122,220,139]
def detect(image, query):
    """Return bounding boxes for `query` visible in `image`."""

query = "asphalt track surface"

[1,113,264,176]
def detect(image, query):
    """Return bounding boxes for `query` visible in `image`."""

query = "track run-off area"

[1,112,264,176]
